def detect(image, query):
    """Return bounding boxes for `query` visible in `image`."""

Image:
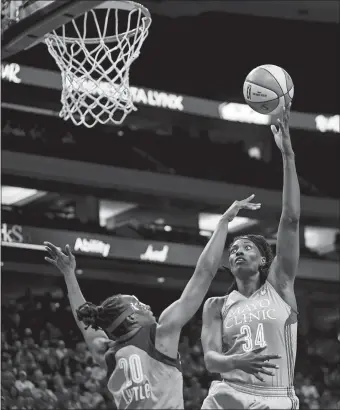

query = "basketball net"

[44,1,151,128]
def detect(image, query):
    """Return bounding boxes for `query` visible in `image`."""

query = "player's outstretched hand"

[44,242,76,275]
[229,337,281,382]
[222,194,261,223]
[271,103,294,156]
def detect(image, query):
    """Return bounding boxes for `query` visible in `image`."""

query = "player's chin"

[231,262,248,271]
[232,265,254,277]
[149,312,156,322]
[139,312,156,324]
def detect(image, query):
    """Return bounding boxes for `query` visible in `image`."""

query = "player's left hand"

[271,103,294,156]
[44,242,76,275]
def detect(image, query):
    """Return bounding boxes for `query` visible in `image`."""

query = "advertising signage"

[1,223,339,282]
[2,62,339,134]
[1,223,202,268]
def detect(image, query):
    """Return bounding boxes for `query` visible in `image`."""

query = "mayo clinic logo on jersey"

[140,244,169,263]
[1,223,24,243]
[224,298,276,329]
[73,237,110,257]
[130,87,184,111]
[1,63,22,84]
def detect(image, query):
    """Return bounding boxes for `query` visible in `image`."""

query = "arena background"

[1,1,340,409]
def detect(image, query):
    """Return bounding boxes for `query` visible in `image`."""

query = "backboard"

[1,0,106,60]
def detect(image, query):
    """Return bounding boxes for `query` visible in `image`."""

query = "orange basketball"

[243,64,294,115]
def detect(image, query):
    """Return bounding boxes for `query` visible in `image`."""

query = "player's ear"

[261,257,266,266]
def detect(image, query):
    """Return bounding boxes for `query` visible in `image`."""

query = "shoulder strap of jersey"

[105,347,117,379]
[221,294,231,318]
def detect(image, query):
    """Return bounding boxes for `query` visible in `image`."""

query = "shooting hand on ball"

[271,103,294,157]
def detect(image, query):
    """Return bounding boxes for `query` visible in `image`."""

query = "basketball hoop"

[44,1,151,128]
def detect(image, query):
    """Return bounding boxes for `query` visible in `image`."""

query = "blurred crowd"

[3,110,340,199]
[2,289,340,410]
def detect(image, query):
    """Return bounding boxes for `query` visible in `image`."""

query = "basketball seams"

[282,69,293,91]
[283,70,290,93]
[247,98,279,115]
[283,70,294,105]
[250,96,281,104]
[261,67,285,96]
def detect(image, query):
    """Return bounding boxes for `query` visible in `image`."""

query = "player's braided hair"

[76,294,137,337]
[226,234,274,294]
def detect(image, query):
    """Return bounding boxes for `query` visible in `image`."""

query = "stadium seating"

[2,289,340,409]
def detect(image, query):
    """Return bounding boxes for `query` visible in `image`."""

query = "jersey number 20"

[240,323,266,352]
[118,355,144,387]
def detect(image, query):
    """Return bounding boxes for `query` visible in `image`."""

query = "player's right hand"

[44,242,76,276]
[222,194,261,223]
[230,338,281,382]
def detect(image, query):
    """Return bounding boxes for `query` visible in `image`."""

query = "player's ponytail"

[76,295,137,336]
[225,235,274,294]
[76,301,107,330]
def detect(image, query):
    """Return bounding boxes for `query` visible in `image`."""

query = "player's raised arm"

[268,103,301,289]
[44,242,109,368]
[157,195,261,334]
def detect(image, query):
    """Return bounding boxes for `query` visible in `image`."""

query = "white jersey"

[221,280,298,388]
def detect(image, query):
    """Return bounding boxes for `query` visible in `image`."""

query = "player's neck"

[113,324,142,343]
[235,274,261,297]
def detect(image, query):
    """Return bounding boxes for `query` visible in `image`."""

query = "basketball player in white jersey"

[201,103,301,409]
[43,193,260,409]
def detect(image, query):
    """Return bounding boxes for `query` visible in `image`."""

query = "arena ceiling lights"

[1,186,47,206]
[99,200,137,227]
[199,213,258,234]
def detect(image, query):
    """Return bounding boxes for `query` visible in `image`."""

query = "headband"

[106,306,135,334]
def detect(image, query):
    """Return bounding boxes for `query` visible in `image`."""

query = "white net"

[44,1,151,128]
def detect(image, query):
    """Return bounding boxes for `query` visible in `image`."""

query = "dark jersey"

[105,323,184,409]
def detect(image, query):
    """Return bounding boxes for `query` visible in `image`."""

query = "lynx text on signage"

[74,237,110,257]
[130,87,184,111]
[140,245,169,263]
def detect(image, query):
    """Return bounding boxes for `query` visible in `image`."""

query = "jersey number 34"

[240,323,266,352]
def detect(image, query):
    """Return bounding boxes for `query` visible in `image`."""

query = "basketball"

[243,64,294,115]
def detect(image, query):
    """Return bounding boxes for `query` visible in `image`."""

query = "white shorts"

[201,380,299,410]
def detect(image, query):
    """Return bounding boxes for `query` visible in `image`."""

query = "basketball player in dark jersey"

[201,103,301,409]
[43,194,260,409]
